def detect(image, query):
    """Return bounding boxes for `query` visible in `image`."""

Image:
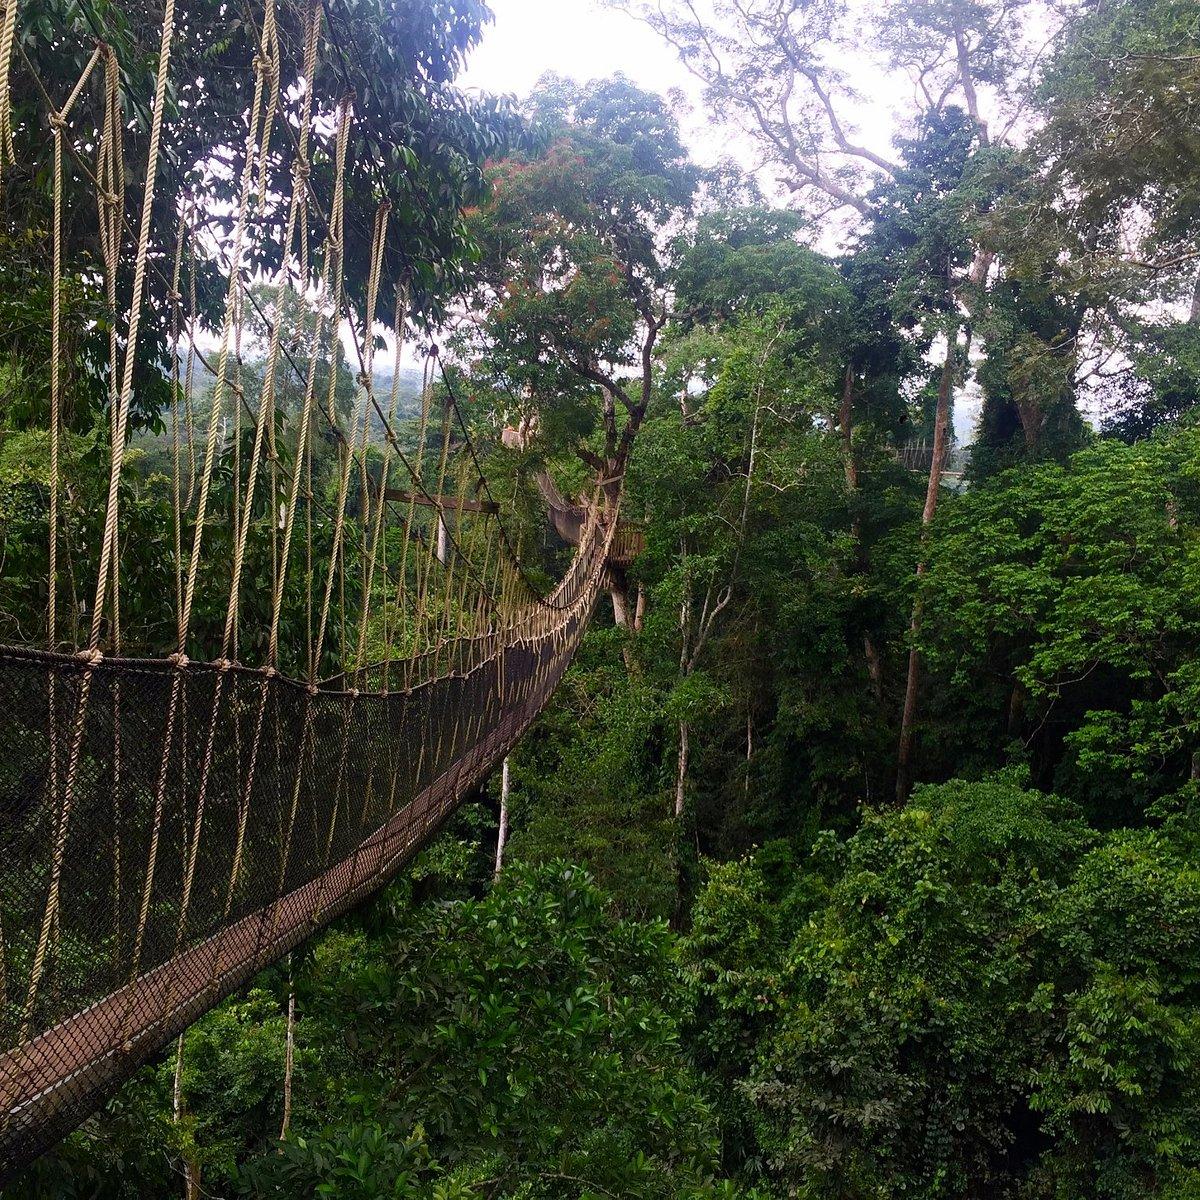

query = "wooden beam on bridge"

[380,488,499,515]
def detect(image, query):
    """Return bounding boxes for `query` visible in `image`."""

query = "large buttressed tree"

[458,73,699,486]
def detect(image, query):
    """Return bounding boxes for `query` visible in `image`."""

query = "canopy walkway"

[0,0,624,1179]
[536,469,645,568]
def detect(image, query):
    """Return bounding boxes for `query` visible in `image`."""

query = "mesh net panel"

[0,517,610,1178]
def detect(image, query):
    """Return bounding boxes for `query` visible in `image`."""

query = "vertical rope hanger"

[19,32,139,1037]
[125,0,274,984]
[89,0,177,654]
[347,204,394,678]
[96,43,126,968]
[0,0,19,178]
[221,0,300,663]
[169,210,189,645]
[415,391,454,652]
[224,2,327,934]
[175,23,272,662]
[393,352,434,680]
[266,0,326,673]
[47,43,103,655]
[269,93,349,675]
[311,181,387,679]
[94,45,125,656]
[358,282,409,685]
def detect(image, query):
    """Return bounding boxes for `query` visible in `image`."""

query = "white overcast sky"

[452,0,1002,439]
[458,0,902,172]
[459,0,761,183]
[460,1,694,111]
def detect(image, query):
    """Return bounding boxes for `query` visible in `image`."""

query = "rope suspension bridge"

[0,0,628,1178]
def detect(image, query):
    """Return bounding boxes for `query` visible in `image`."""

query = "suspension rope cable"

[434,352,577,610]
[19,0,174,1034]
[0,0,19,177]
[302,0,568,601]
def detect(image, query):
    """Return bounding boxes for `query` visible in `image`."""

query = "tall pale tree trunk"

[493,757,510,879]
[674,720,690,820]
[863,634,884,700]
[610,577,629,627]
[839,363,857,492]
[896,328,958,802]
[435,512,448,565]
[841,364,885,700]
[173,1035,201,1200]
[744,711,753,801]
[279,955,295,1143]
[609,569,644,673]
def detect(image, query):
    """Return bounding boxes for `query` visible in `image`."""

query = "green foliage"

[683,776,1200,1198]
[249,860,728,1199]
[170,991,292,1184]
[912,425,1200,820]
[510,626,680,920]
[9,857,730,1199]
[461,73,697,467]
[1105,322,1200,444]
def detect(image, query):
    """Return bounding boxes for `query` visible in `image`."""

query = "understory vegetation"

[3,0,1200,1196]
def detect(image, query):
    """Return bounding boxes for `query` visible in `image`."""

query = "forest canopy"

[2,0,1200,1197]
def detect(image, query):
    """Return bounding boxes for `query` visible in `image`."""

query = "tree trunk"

[895,586,926,803]
[173,1033,184,1126]
[744,711,752,801]
[493,757,510,879]
[896,330,957,802]
[839,363,858,492]
[1190,269,1200,325]
[1016,398,1042,452]
[842,364,885,700]
[611,570,643,672]
[184,1154,201,1198]
[610,584,629,628]
[674,719,689,820]
[863,633,884,700]
[1006,680,1026,739]
[173,1035,201,1200]
[279,958,295,1143]
[954,24,989,146]
[435,512,448,565]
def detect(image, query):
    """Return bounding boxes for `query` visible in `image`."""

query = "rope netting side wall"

[0,511,614,1177]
